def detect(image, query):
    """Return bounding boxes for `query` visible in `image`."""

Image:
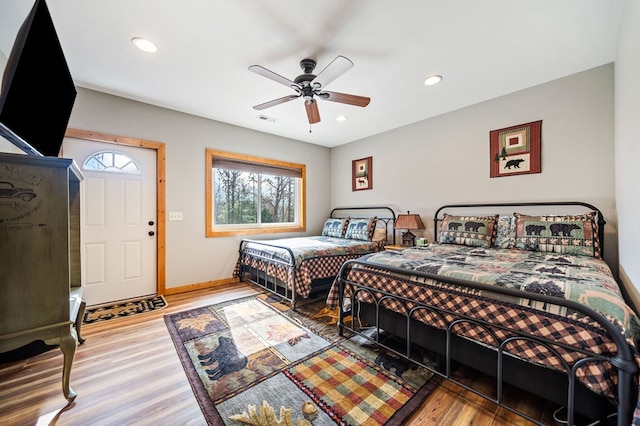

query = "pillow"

[321,218,349,238]
[344,217,378,241]
[513,212,601,258]
[371,227,387,242]
[439,214,498,248]
[494,214,516,249]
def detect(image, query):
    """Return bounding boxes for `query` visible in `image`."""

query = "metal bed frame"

[336,202,638,425]
[237,206,396,310]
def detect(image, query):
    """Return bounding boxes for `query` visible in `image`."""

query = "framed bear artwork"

[490,120,541,178]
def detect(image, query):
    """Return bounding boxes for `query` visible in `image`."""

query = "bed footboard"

[237,239,298,308]
[336,259,638,426]
[235,206,397,309]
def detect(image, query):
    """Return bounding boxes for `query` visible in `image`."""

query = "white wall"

[67,88,332,290]
[3,54,624,293]
[0,47,5,74]
[331,64,616,266]
[615,1,640,295]
[1,48,35,155]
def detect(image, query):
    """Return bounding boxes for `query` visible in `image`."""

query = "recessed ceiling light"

[336,115,348,122]
[424,75,443,86]
[131,37,157,53]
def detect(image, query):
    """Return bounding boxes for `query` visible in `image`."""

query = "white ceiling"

[0,0,623,148]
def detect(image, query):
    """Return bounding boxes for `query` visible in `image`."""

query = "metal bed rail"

[329,206,397,245]
[237,239,298,307]
[336,259,638,426]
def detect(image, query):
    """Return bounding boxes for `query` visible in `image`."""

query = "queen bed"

[234,206,395,309]
[327,202,640,425]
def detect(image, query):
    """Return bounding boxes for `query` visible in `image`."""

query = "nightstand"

[384,244,410,251]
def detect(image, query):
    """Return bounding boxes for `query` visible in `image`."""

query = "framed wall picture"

[490,120,542,178]
[352,156,372,191]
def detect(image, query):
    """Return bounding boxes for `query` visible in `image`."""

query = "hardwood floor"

[0,283,558,425]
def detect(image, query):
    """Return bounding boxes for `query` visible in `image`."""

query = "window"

[82,150,141,175]
[206,149,306,237]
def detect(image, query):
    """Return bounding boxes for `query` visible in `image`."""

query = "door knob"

[148,231,155,236]
[148,221,155,226]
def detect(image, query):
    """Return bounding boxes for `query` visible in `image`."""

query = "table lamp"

[394,211,425,246]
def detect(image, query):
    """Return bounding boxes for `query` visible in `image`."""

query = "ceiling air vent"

[257,115,277,123]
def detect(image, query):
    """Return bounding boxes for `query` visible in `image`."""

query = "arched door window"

[82,150,141,175]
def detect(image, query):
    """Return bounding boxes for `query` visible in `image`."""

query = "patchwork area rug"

[164,294,441,426]
[83,294,168,324]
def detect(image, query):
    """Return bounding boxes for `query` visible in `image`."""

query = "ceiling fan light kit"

[249,55,370,125]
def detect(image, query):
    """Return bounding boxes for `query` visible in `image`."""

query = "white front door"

[63,138,157,305]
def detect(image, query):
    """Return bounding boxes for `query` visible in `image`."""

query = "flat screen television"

[0,0,76,157]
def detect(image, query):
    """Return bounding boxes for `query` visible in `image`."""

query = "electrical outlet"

[168,211,183,221]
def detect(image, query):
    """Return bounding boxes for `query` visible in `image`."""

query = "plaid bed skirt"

[234,252,379,298]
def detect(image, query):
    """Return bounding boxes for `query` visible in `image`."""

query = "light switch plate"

[168,211,183,221]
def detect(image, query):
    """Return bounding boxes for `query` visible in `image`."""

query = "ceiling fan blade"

[253,95,300,110]
[311,55,353,90]
[248,65,298,89]
[321,91,370,107]
[305,100,321,124]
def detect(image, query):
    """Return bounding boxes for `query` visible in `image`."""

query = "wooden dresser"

[0,152,85,401]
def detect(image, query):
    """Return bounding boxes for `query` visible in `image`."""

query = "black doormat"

[83,294,168,324]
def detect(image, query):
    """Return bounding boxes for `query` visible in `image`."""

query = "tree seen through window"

[214,170,295,225]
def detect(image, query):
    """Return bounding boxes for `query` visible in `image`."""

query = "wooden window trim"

[205,149,306,237]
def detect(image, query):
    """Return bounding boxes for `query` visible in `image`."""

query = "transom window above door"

[82,150,141,175]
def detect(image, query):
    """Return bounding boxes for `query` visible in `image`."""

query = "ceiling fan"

[248,55,370,125]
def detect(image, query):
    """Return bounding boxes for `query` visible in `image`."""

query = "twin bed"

[234,206,396,308]
[234,202,640,425]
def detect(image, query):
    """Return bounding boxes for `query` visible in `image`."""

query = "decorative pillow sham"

[371,227,387,242]
[494,214,516,249]
[439,214,498,248]
[321,218,349,238]
[513,211,601,258]
[344,217,378,241]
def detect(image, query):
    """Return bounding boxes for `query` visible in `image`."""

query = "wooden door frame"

[63,129,167,295]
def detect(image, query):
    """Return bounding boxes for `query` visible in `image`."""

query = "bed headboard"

[433,201,606,256]
[330,206,397,245]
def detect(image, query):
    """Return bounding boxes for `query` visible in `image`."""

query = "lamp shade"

[394,212,425,230]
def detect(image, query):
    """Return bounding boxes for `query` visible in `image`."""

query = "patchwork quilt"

[327,244,640,403]
[234,236,383,298]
